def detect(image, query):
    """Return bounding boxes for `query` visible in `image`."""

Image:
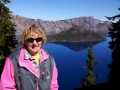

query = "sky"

[5,0,120,21]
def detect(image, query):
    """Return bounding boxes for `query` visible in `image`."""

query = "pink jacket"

[0,48,58,90]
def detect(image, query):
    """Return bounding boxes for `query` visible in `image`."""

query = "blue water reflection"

[42,37,112,90]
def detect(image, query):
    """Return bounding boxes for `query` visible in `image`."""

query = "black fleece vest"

[8,49,54,90]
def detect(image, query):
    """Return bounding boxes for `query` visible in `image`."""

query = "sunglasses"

[26,37,42,43]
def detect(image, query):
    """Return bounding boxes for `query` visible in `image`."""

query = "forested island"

[46,25,106,42]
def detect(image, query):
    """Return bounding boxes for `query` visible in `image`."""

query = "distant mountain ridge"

[11,15,110,38]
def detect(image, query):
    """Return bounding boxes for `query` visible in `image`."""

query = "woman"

[0,24,59,90]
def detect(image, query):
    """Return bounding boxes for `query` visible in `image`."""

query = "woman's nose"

[32,40,37,44]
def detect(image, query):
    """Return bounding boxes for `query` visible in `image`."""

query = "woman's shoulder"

[8,50,20,59]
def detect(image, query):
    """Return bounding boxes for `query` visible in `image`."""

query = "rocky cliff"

[11,15,110,37]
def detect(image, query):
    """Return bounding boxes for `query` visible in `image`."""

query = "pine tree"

[106,8,120,88]
[0,0,17,68]
[0,0,10,4]
[82,42,99,87]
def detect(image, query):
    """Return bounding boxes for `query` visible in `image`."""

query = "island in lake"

[46,25,106,43]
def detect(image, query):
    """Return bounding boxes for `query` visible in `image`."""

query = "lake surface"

[42,37,112,90]
[16,37,112,90]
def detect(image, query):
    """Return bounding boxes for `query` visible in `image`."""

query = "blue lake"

[16,37,112,90]
[42,37,112,90]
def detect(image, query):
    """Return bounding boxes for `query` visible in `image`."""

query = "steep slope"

[11,15,110,37]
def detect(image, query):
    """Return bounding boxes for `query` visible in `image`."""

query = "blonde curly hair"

[20,24,46,45]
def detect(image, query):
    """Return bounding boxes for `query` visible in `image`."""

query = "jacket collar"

[18,47,49,78]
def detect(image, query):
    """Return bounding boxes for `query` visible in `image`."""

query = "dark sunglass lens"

[36,38,42,42]
[26,38,34,42]
[26,37,42,43]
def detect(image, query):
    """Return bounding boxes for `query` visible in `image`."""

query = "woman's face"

[25,32,42,55]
